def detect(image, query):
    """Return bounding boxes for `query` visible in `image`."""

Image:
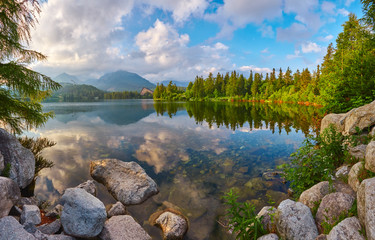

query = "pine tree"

[0,0,61,133]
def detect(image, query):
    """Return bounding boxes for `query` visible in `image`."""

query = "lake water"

[30,100,322,239]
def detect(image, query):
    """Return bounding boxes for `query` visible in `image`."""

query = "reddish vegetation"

[38,210,57,226]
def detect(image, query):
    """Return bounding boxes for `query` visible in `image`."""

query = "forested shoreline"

[154,13,375,113]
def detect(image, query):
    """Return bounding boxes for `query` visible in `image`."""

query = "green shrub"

[279,125,353,198]
[1,163,11,177]
[223,189,266,240]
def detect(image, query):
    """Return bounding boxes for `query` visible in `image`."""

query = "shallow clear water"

[30,99,322,239]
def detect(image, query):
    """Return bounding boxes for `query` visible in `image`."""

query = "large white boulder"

[90,159,158,205]
[327,217,365,240]
[348,162,364,192]
[275,199,318,240]
[357,177,375,240]
[0,176,21,218]
[0,216,36,240]
[299,181,330,210]
[320,114,346,133]
[343,100,375,135]
[60,188,106,238]
[0,128,35,188]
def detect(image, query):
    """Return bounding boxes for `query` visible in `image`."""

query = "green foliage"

[1,163,11,178]
[279,125,352,197]
[223,189,266,240]
[18,136,56,177]
[0,0,61,134]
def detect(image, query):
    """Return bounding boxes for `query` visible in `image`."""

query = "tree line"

[154,12,375,113]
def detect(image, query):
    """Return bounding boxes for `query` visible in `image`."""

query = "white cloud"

[141,0,209,23]
[277,23,310,42]
[205,0,282,38]
[258,24,275,38]
[345,0,355,7]
[301,41,322,53]
[239,65,272,73]
[286,50,301,59]
[261,48,269,53]
[318,34,334,42]
[338,8,350,16]
[321,1,336,15]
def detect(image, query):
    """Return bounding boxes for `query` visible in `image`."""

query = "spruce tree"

[0,0,60,134]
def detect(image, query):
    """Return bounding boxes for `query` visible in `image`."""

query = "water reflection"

[32,100,322,240]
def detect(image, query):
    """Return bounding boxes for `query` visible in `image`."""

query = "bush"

[279,125,354,197]
[223,189,266,239]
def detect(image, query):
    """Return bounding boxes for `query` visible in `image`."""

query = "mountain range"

[53,70,156,92]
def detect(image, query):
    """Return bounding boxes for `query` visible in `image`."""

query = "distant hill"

[53,73,80,84]
[93,70,156,92]
[159,80,190,88]
[46,83,105,102]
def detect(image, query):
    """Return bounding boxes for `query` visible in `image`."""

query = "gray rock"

[99,215,151,240]
[299,181,330,210]
[0,176,21,218]
[20,205,41,225]
[357,177,375,239]
[17,197,38,207]
[335,165,351,180]
[47,235,77,240]
[316,234,327,240]
[90,159,158,205]
[257,233,279,240]
[32,229,49,240]
[320,114,346,134]
[370,126,375,137]
[349,145,367,160]
[0,128,35,188]
[45,204,63,218]
[0,216,36,240]
[76,180,97,196]
[333,181,356,199]
[0,151,4,173]
[107,201,127,218]
[257,206,277,233]
[37,219,61,235]
[365,141,375,173]
[343,100,375,135]
[155,211,188,240]
[327,217,365,240]
[275,199,318,240]
[316,192,355,232]
[348,162,364,192]
[60,188,106,238]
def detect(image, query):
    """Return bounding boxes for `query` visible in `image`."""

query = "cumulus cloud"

[205,0,282,38]
[318,34,334,42]
[286,50,302,59]
[301,41,322,53]
[258,24,275,38]
[238,65,271,73]
[321,1,336,15]
[338,8,350,16]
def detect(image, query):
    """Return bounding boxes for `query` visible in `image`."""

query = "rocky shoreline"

[2,100,375,239]
[0,129,188,239]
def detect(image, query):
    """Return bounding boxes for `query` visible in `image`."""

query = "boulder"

[349,144,367,160]
[257,233,279,240]
[0,128,35,188]
[20,205,41,225]
[0,176,21,218]
[47,235,77,240]
[348,162,364,192]
[60,188,106,238]
[365,141,375,173]
[299,181,330,210]
[327,217,365,240]
[320,114,346,133]
[154,211,188,240]
[275,199,318,240]
[76,180,97,196]
[333,181,356,199]
[343,100,375,135]
[370,126,375,137]
[17,196,38,207]
[107,201,127,218]
[316,192,355,232]
[357,177,375,239]
[99,215,151,240]
[90,159,158,205]
[316,234,327,240]
[335,166,351,180]
[0,216,36,240]
[0,151,4,173]
[37,219,61,235]
[257,206,276,233]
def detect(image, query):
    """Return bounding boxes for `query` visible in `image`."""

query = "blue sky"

[30,0,363,83]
